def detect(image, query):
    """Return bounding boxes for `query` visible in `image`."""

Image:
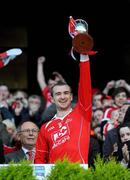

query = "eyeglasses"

[19,128,39,134]
[15,97,24,101]
[28,100,41,105]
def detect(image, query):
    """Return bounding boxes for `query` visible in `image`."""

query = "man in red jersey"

[35,54,92,164]
[37,56,66,108]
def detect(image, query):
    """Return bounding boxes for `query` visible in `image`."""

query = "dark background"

[1,1,130,96]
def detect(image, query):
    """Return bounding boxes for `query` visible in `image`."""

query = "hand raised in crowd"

[14,101,24,116]
[106,80,116,90]
[115,79,126,88]
[112,143,118,154]
[115,79,130,93]
[103,80,116,95]
[37,56,46,64]
[52,71,66,83]
[122,144,129,163]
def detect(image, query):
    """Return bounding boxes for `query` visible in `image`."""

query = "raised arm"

[102,80,115,95]
[78,54,92,115]
[52,71,66,83]
[115,79,130,93]
[37,56,47,90]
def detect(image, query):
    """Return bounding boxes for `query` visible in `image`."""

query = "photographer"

[9,91,29,127]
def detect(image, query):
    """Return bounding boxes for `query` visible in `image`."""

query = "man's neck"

[22,145,35,151]
[56,108,72,119]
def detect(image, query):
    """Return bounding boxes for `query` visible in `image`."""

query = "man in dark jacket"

[0,139,5,163]
[5,121,39,163]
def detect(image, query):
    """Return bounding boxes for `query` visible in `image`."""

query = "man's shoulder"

[5,149,26,163]
[41,118,55,130]
[5,149,24,158]
[107,128,118,138]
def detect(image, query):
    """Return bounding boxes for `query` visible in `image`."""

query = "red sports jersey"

[35,60,92,164]
[42,86,52,108]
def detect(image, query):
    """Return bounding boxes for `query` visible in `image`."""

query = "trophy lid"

[75,19,88,33]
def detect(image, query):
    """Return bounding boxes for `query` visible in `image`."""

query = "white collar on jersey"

[53,108,73,120]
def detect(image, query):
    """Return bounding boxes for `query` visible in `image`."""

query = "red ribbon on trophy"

[68,16,97,60]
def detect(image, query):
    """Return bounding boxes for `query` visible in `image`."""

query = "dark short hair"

[51,81,72,97]
[93,107,103,113]
[119,122,130,129]
[112,87,129,99]
[28,94,41,102]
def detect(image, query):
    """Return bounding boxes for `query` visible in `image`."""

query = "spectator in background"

[0,84,14,121]
[103,103,130,160]
[88,134,101,168]
[37,56,67,125]
[0,139,5,163]
[2,119,16,137]
[92,108,103,128]
[0,121,11,146]
[112,87,129,108]
[102,80,115,96]
[9,97,29,128]
[103,108,119,141]
[102,79,130,98]
[101,95,114,110]
[117,122,130,168]
[92,92,103,110]
[28,94,44,128]
[0,84,10,97]
[101,86,129,138]
[37,56,66,108]
[5,121,39,163]
[12,90,28,108]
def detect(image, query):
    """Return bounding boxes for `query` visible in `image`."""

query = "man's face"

[120,127,130,143]
[28,97,41,113]
[0,85,9,100]
[118,104,130,124]
[93,109,103,122]
[52,85,73,110]
[102,99,114,108]
[93,94,102,108]
[114,92,127,107]
[19,122,39,149]
[110,109,119,124]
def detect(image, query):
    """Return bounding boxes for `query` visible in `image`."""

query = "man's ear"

[51,96,55,103]
[71,93,73,101]
[16,133,21,141]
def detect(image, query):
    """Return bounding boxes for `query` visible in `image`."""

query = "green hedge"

[47,156,130,180]
[91,156,130,180]
[0,160,36,180]
[0,157,130,180]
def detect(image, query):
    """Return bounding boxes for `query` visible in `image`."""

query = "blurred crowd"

[1,55,130,169]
